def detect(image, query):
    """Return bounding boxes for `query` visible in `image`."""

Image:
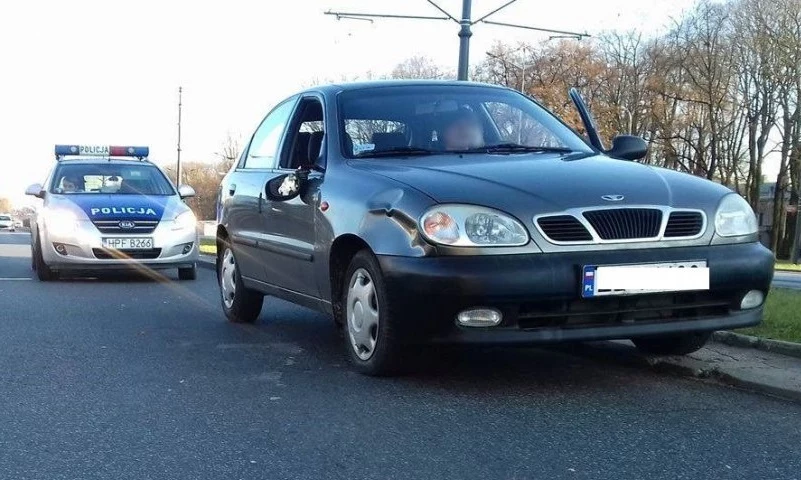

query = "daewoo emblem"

[119,220,136,229]
[601,194,625,202]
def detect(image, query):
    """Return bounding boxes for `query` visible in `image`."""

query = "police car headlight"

[172,210,196,231]
[715,194,757,237]
[45,210,79,237]
[420,205,529,246]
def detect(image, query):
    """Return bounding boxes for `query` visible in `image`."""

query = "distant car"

[0,214,15,232]
[13,219,23,228]
[215,80,774,376]
[25,145,199,281]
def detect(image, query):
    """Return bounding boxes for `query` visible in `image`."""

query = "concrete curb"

[712,331,801,360]
[562,341,801,404]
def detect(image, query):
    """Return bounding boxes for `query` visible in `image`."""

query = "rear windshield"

[0,215,11,221]
[50,163,175,196]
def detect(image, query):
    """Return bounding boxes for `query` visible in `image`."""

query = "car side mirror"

[25,183,45,198]
[265,172,307,201]
[606,135,648,161]
[178,184,196,199]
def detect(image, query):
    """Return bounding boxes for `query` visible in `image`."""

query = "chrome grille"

[92,220,159,234]
[582,208,662,240]
[664,211,704,238]
[536,215,592,242]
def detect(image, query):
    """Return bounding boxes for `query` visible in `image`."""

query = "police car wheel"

[34,236,57,281]
[178,265,197,281]
[219,246,263,323]
[341,250,409,377]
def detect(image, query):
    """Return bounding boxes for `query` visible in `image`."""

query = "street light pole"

[325,1,589,82]
[457,0,473,81]
[176,86,183,187]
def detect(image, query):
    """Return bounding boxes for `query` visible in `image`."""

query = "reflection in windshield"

[51,164,175,196]
[339,85,592,159]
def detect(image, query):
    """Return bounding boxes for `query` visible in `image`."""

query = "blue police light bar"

[54,145,149,159]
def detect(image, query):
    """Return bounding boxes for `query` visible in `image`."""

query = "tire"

[33,236,57,282]
[341,250,409,376]
[178,265,197,280]
[632,331,711,356]
[218,244,263,323]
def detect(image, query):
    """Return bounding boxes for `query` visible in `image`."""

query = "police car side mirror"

[178,184,196,199]
[25,183,45,198]
[606,135,647,161]
[265,172,306,201]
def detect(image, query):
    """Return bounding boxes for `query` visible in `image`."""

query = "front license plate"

[102,237,154,250]
[581,261,709,298]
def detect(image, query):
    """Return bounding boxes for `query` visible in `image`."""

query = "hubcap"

[220,248,237,309]
[346,268,379,361]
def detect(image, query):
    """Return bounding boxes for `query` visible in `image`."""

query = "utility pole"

[176,86,183,187]
[325,0,589,81]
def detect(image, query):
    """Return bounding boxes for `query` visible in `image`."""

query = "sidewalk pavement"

[195,253,801,402]
[564,340,801,402]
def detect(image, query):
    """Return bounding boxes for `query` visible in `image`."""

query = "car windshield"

[0,215,10,221]
[50,163,175,195]
[337,84,593,159]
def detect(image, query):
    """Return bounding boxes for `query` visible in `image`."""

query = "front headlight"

[420,205,529,246]
[714,194,757,237]
[45,209,78,237]
[173,210,197,231]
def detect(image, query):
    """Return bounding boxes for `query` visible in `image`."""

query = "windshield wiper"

[459,143,574,154]
[356,146,435,158]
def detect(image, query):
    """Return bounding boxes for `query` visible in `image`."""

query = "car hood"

[348,153,732,213]
[46,194,185,222]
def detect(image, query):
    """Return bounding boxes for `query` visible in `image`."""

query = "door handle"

[229,184,236,196]
[258,192,263,213]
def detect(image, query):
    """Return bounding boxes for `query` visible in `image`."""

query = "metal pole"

[457,0,472,81]
[177,86,183,186]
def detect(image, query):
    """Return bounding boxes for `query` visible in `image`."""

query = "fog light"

[53,243,67,255]
[182,243,193,254]
[457,308,502,327]
[740,290,764,310]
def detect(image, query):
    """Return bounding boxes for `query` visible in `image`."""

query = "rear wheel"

[219,245,263,323]
[178,265,197,280]
[342,250,409,376]
[632,332,711,356]
[33,236,57,282]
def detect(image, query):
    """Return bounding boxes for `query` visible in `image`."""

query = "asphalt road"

[1,231,800,480]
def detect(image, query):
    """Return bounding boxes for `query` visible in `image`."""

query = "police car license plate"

[102,237,154,250]
[581,260,708,298]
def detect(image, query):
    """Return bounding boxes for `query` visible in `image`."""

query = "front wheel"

[34,237,57,281]
[342,250,409,376]
[632,331,711,356]
[219,245,263,323]
[178,265,197,280]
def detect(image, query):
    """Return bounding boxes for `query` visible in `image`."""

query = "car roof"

[306,79,512,95]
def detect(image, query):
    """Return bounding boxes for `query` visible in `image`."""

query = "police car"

[25,145,199,281]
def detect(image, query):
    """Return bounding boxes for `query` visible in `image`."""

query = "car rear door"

[223,96,298,282]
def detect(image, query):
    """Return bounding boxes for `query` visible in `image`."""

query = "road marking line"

[0,278,33,281]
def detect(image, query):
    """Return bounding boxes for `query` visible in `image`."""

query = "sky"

[0,0,708,208]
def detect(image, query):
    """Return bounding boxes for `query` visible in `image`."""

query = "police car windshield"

[51,163,175,196]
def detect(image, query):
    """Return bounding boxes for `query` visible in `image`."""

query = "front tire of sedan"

[342,250,408,376]
[33,236,57,282]
[632,331,711,356]
[219,245,263,323]
[178,265,197,281]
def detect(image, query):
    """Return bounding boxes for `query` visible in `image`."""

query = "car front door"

[224,96,298,283]
[257,95,325,298]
